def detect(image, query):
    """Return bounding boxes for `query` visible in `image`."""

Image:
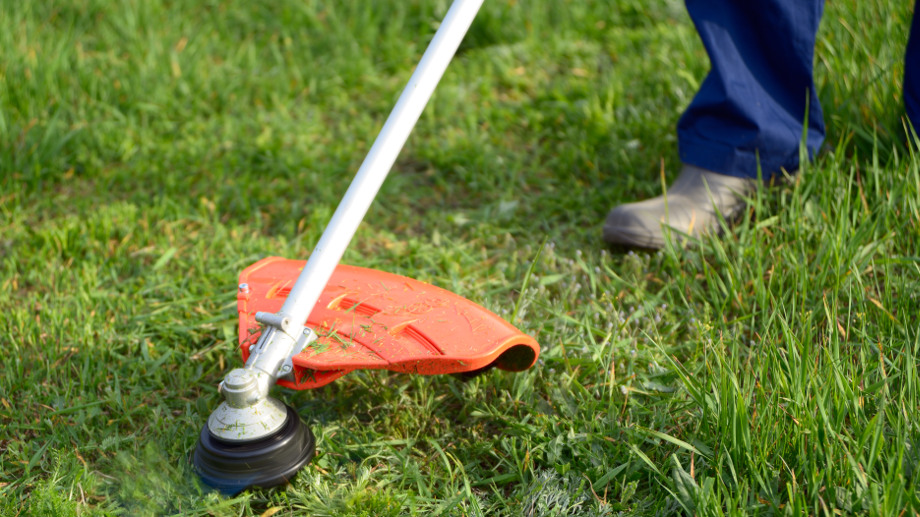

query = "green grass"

[1,0,919,515]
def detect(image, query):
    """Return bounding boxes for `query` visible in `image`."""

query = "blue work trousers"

[678,0,920,180]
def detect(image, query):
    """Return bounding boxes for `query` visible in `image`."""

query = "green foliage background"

[1,0,918,515]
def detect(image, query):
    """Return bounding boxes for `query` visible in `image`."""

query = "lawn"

[2,0,919,515]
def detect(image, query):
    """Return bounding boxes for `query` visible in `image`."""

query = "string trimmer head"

[193,258,539,493]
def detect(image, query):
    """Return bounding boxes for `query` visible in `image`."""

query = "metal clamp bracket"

[277,327,314,382]
[244,314,315,389]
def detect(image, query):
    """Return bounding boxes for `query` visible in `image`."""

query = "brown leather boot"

[603,164,757,249]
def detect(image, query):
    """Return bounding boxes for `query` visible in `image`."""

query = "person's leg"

[604,0,825,248]
[678,0,826,180]
[905,0,920,137]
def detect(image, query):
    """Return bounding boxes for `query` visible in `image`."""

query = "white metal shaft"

[278,0,484,327]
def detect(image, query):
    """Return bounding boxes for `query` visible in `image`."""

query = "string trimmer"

[192,0,540,493]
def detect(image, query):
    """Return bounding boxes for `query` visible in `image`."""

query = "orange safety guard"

[237,257,540,389]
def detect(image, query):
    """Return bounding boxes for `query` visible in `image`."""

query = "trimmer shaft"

[194,0,498,493]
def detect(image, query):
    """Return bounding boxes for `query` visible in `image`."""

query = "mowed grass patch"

[1,0,919,515]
